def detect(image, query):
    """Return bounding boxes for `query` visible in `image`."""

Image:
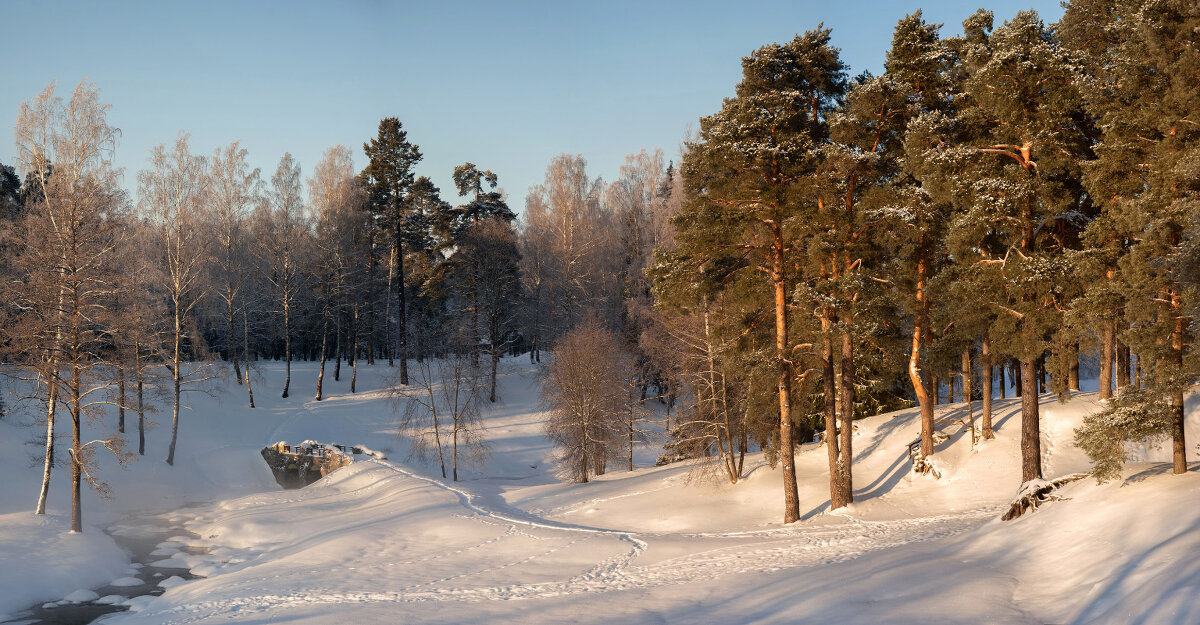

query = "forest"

[0,0,1197,533]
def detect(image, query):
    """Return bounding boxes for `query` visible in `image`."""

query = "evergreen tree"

[875,12,970,458]
[361,118,423,384]
[939,10,1091,484]
[666,27,847,521]
[1075,0,1200,476]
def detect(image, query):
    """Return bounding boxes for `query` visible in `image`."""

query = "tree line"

[647,0,1198,523]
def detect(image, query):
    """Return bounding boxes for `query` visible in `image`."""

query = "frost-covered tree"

[939,10,1091,484]
[264,153,306,399]
[139,133,212,467]
[667,28,847,520]
[1074,0,1200,476]
[205,141,260,388]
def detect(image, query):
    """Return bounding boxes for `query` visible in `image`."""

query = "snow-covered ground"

[0,357,1197,624]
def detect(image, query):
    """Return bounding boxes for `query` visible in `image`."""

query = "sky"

[1,0,1065,216]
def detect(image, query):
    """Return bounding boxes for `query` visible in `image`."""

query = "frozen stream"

[0,509,207,625]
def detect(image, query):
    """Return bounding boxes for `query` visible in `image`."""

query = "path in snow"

[133,455,1002,624]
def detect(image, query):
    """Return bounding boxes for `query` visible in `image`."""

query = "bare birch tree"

[11,81,132,530]
[543,318,628,483]
[265,153,306,399]
[309,145,363,401]
[206,141,260,387]
[138,133,211,467]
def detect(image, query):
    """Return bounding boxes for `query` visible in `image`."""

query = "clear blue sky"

[1,0,1065,214]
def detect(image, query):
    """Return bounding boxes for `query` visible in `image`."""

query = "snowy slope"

[0,358,1197,624]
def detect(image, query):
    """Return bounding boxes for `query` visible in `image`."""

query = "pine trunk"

[1099,320,1114,399]
[981,330,994,439]
[1020,357,1042,483]
[773,225,800,523]
[910,300,934,457]
[1171,295,1188,474]
[396,228,408,384]
[1116,338,1131,390]
[1068,340,1080,391]
[838,330,854,502]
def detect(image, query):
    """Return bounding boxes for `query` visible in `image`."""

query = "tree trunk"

[773,227,800,523]
[1171,295,1188,474]
[998,361,1006,399]
[334,307,342,382]
[282,289,292,398]
[1069,340,1080,391]
[35,375,57,515]
[1099,320,1114,399]
[838,330,854,503]
[1020,357,1042,483]
[136,354,146,456]
[366,245,376,366]
[910,275,934,458]
[243,310,255,408]
[1116,338,1131,391]
[1013,360,1022,397]
[385,244,395,367]
[396,229,409,385]
[981,329,994,440]
[350,303,359,394]
[316,313,328,401]
[823,331,844,508]
[117,366,126,434]
[962,348,974,443]
[229,298,242,385]
[70,357,82,533]
[490,349,500,403]
[167,309,183,466]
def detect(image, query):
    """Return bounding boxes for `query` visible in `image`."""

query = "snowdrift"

[0,359,1197,624]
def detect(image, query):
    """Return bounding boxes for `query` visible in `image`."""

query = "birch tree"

[11,81,131,530]
[265,153,306,398]
[138,133,211,467]
[206,141,259,386]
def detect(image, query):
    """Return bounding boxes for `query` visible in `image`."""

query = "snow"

[0,358,1197,624]
[62,589,99,603]
[109,577,144,587]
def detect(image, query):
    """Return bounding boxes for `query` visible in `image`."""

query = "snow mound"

[109,576,143,587]
[157,575,187,589]
[62,589,99,603]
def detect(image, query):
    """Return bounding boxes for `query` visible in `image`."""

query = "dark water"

[1,512,207,625]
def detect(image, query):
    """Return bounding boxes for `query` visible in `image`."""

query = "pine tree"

[925,10,1092,484]
[361,118,422,384]
[1076,0,1200,476]
[668,28,847,521]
